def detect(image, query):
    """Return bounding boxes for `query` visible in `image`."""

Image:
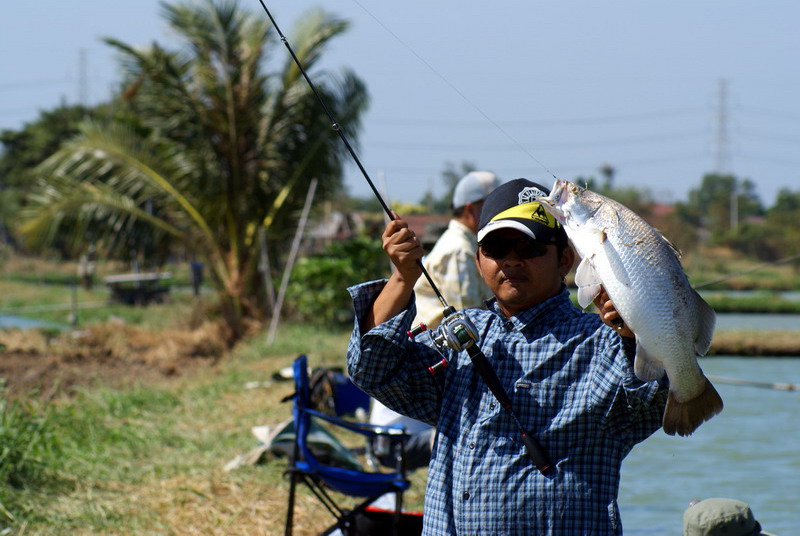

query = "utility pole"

[714,79,737,231]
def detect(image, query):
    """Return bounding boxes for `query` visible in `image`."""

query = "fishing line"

[256,0,449,309]
[351,0,559,182]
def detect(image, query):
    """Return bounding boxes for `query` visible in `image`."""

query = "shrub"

[286,235,389,325]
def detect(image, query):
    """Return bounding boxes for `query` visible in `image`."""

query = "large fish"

[539,179,722,436]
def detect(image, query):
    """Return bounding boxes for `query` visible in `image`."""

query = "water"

[716,312,800,331]
[0,314,66,330]
[619,357,799,534]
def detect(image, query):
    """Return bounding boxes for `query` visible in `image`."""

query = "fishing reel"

[407,306,480,375]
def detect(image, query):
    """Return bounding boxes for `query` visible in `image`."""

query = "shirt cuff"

[347,279,417,347]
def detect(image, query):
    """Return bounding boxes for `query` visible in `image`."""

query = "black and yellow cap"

[477,178,566,245]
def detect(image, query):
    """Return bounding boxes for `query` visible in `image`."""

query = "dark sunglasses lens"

[480,239,509,259]
[515,239,548,259]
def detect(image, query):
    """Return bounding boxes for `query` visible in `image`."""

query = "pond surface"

[0,314,66,330]
[619,356,799,534]
[715,312,800,331]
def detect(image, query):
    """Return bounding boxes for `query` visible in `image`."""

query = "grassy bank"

[709,330,800,357]
[702,292,800,314]
[0,322,427,535]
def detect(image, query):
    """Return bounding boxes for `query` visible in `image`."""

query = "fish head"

[540,179,603,228]
[536,179,568,223]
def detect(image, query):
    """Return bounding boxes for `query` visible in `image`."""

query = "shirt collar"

[448,218,474,237]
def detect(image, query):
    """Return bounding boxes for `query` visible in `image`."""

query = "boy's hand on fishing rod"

[364,213,424,330]
[382,212,424,283]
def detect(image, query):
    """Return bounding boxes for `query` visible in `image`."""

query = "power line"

[734,152,800,168]
[370,107,706,128]
[735,105,800,123]
[737,129,800,145]
[362,152,709,177]
[0,77,71,92]
[369,130,707,152]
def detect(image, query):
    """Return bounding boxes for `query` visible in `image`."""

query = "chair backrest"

[308,366,371,418]
[291,354,315,469]
[290,355,409,497]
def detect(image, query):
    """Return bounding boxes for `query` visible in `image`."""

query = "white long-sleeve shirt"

[412,219,492,329]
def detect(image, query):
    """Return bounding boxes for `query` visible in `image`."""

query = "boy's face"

[476,229,574,318]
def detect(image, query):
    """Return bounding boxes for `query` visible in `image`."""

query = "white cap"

[451,171,501,209]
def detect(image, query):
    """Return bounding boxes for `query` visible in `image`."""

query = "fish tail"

[662,378,724,437]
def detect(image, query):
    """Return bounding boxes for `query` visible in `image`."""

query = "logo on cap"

[518,187,547,204]
[531,204,551,225]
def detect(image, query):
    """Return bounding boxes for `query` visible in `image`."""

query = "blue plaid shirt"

[347,280,668,536]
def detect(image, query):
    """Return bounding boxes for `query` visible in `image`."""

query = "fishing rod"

[256,0,447,311]
[257,1,553,474]
[708,375,799,392]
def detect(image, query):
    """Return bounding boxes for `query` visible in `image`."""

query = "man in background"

[411,170,501,329]
[683,498,776,536]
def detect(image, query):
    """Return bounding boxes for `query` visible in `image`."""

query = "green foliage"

[0,104,95,190]
[0,104,101,249]
[716,222,779,260]
[681,174,765,242]
[285,235,388,324]
[702,292,800,313]
[0,393,63,491]
[764,188,800,261]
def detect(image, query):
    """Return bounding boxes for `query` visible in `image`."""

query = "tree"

[764,188,800,263]
[19,0,368,340]
[418,161,479,214]
[0,104,97,247]
[682,174,764,239]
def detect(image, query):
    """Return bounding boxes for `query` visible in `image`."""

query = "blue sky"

[2,1,798,206]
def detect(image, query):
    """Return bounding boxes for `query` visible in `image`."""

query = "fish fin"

[575,256,602,287]
[633,337,665,381]
[693,290,716,356]
[661,233,683,260]
[662,378,723,437]
[574,257,603,308]
[577,284,602,309]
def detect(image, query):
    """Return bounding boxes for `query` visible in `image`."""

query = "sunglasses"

[479,236,554,260]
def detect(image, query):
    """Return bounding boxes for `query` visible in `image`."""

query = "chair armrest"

[306,408,410,440]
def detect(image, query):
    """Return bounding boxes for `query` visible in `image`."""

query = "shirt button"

[469,442,475,449]
[490,403,496,410]
[504,321,514,330]
[463,491,470,500]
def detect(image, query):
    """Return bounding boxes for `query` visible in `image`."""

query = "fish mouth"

[538,179,567,223]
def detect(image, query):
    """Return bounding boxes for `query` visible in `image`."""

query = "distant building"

[304,210,450,253]
[399,214,450,252]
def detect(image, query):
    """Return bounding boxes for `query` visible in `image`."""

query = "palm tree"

[20,0,368,340]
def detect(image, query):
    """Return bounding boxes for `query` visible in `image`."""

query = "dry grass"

[0,322,427,535]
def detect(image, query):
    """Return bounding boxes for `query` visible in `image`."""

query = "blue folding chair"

[284,355,412,536]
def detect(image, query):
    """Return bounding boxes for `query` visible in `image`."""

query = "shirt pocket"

[513,377,577,429]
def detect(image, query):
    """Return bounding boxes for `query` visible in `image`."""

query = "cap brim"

[477,220,538,243]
